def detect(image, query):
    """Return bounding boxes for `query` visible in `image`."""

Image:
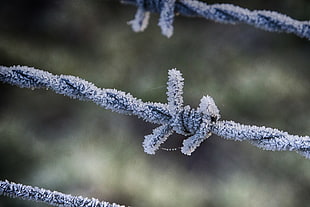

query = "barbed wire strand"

[121,0,310,39]
[0,180,125,207]
[1,65,309,158]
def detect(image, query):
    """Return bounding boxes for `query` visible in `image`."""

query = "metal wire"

[122,0,310,39]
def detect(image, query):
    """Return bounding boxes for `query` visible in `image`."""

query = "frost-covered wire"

[0,180,125,207]
[121,0,310,39]
[1,65,309,158]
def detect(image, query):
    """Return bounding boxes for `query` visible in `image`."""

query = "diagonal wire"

[121,0,310,39]
[0,180,125,207]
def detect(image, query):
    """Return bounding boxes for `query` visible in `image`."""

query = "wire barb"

[121,0,310,40]
[127,0,150,32]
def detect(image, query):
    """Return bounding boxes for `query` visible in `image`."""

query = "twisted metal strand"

[0,65,171,125]
[121,0,310,39]
[0,65,309,158]
[0,180,125,207]
[212,121,310,158]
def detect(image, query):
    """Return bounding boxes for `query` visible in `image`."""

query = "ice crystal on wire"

[121,0,310,40]
[0,180,125,207]
[128,0,150,32]
[181,131,212,155]
[166,68,184,115]
[198,95,220,121]
[143,124,173,154]
[158,0,176,38]
[1,65,309,159]
[212,121,310,158]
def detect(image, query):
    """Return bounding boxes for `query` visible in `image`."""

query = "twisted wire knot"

[170,105,200,135]
[143,69,220,155]
[142,0,162,11]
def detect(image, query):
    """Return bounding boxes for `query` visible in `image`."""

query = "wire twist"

[1,65,309,158]
[122,0,310,39]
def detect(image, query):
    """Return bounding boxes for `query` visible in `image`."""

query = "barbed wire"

[0,180,125,207]
[1,3,309,207]
[1,65,309,158]
[121,0,310,39]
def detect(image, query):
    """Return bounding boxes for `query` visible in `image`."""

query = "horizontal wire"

[121,0,310,39]
[1,65,309,158]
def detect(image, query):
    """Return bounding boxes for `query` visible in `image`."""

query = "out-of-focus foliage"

[0,0,309,207]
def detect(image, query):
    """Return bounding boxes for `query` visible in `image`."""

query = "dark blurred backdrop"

[0,0,309,207]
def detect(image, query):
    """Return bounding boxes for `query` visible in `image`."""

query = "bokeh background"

[0,0,310,206]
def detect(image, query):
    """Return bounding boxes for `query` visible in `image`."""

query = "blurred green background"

[0,0,310,206]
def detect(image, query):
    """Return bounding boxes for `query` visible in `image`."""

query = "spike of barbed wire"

[0,65,309,159]
[158,0,176,38]
[121,0,310,40]
[143,124,173,154]
[127,0,150,32]
[181,132,212,155]
[166,68,186,136]
[167,68,184,113]
[143,68,184,153]
[198,95,220,121]
[0,180,125,207]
